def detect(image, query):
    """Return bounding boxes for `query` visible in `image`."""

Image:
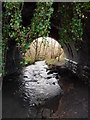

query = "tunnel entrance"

[25,37,65,66]
[2,2,89,119]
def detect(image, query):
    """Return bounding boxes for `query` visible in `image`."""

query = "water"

[2,61,63,118]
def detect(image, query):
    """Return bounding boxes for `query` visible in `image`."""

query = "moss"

[45,58,58,66]
[25,56,35,66]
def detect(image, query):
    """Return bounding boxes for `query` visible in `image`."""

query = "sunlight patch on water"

[19,61,63,106]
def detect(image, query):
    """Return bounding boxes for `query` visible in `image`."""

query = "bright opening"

[25,37,65,65]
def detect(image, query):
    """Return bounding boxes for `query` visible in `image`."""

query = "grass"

[25,56,35,66]
[45,58,58,66]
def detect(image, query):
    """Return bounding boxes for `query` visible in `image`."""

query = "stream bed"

[2,61,63,118]
[2,61,88,118]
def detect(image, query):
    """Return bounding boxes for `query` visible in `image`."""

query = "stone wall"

[65,58,90,85]
[5,40,23,75]
[4,2,90,82]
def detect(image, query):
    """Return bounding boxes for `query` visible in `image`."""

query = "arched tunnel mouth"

[2,2,89,119]
[25,37,65,66]
[2,38,88,119]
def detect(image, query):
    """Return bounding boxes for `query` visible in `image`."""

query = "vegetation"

[2,2,53,75]
[45,58,58,66]
[25,56,34,66]
[57,3,90,47]
[2,2,26,75]
[2,2,90,75]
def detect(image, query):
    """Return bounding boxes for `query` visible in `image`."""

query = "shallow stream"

[2,61,63,118]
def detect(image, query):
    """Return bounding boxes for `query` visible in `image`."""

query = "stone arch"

[5,2,90,81]
[22,2,74,63]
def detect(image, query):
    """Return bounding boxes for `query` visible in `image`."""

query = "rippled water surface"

[2,60,88,118]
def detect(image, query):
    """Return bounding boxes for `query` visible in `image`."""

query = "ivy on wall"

[26,2,54,60]
[30,2,53,40]
[2,1,90,76]
[56,3,90,47]
[2,2,25,75]
[2,2,54,75]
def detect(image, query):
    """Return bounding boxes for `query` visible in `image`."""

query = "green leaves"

[2,2,54,71]
[59,2,89,46]
[30,2,54,39]
[2,2,25,75]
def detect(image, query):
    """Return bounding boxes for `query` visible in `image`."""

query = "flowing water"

[2,60,88,118]
[2,61,63,118]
